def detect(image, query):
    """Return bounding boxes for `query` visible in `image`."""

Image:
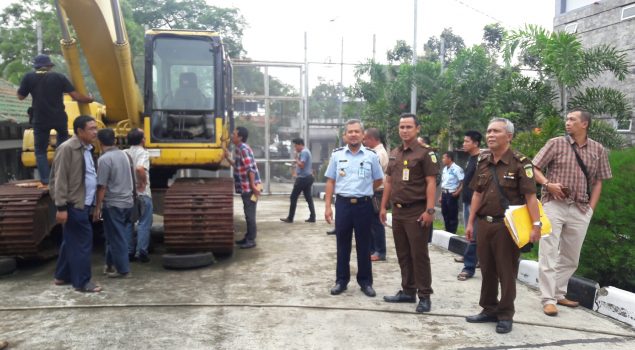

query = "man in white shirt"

[440,152,464,233]
[124,128,153,263]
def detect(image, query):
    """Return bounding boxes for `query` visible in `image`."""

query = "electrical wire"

[1,302,634,339]
[450,0,506,26]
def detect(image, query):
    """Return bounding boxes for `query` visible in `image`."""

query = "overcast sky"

[0,0,556,88]
[210,0,556,88]
[211,0,555,62]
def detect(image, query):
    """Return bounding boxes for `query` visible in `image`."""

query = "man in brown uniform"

[465,118,542,334]
[380,113,439,313]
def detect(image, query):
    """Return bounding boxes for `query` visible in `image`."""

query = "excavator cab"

[144,31,227,143]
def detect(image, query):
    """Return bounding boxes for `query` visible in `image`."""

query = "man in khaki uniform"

[465,118,542,334]
[380,113,439,313]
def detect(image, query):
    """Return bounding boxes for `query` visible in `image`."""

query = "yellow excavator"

[0,0,235,264]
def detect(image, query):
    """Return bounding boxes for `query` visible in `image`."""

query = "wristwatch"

[532,220,542,227]
[426,208,436,215]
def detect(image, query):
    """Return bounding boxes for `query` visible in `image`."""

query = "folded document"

[504,202,552,248]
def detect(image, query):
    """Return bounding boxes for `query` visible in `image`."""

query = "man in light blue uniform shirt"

[440,151,464,233]
[324,119,383,298]
[281,138,316,223]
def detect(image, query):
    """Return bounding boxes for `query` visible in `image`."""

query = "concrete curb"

[429,228,635,328]
[314,196,635,328]
[595,287,635,328]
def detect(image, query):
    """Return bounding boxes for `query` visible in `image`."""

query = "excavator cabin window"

[149,36,219,141]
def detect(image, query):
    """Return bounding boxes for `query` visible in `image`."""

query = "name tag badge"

[358,167,365,178]
[402,168,410,181]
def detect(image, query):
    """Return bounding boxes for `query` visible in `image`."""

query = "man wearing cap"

[17,54,94,187]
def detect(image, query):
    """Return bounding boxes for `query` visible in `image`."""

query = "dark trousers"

[477,219,520,320]
[54,205,93,289]
[441,192,459,233]
[240,192,258,242]
[370,191,386,257]
[392,204,433,298]
[103,206,132,274]
[34,124,69,184]
[334,197,373,287]
[287,175,315,220]
[462,203,478,275]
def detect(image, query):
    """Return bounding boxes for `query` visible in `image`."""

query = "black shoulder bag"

[568,137,592,200]
[126,153,145,223]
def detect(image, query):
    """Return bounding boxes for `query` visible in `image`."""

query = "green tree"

[386,40,413,64]
[425,46,497,149]
[504,25,630,121]
[0,0,59,84]
[578,147,635,291]
[309,81,340,119]
[423,28,465,65]
[482,23,506,55]
[127,0,247,58]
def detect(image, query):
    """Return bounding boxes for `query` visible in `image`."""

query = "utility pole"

[338,36,344,132]
[372,34,376,62]
[36,20,42,54]
[440,37,454,151]
[410,0,417,115]
[304,32,309,143]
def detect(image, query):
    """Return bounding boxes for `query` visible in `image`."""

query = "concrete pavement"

[0,195,634,349]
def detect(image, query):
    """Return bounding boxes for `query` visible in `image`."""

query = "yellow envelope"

[504,202,552,248]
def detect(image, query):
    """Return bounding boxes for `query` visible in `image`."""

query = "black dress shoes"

[496,320,513,334]
[465,313,498,323]
[415,297,431,313]
[326,229,336,235]
[330,283,347,295]
[383,290,416,303]
[280,218,293,223]
[361,285,376,297]
[305,218,316,223]
[235,238,247,245]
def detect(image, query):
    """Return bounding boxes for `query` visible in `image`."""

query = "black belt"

[393,200,426,209]
[442,189,455,194]
[336,195,371,204]
[477,215,505,223]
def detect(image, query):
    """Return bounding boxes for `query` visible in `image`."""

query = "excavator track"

[0,181,56,259]
[163,177,234,255]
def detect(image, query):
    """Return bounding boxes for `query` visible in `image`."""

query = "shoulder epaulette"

[477,150,491,163]
[332,147,344,153]
[364,147,376,153]
[512,150,529,163]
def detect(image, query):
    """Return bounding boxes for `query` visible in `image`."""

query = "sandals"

[53,278,69,286]
[457,271,473,281]
[75,281,102,293]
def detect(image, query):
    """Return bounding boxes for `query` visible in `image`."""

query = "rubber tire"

[0,257,17,276]
[162,252,215,270]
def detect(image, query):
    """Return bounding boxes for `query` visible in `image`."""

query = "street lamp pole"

[410,0,417,115]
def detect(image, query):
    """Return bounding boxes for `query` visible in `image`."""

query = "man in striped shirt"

[532,109,612,317]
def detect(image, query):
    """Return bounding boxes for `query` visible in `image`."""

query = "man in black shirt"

[456,130,482,281]
[17,54,93,186]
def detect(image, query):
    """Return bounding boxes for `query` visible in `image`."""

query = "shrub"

[577,147,635,291]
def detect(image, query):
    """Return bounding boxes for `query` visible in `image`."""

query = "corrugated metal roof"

[0,78,30,124]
